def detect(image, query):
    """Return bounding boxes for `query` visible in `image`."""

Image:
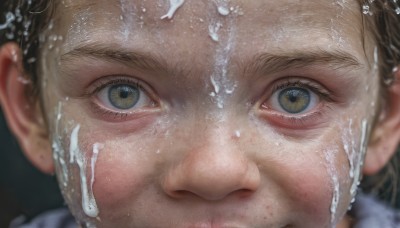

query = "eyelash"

[86,76,157,121]
[272,79,332,102]
[260,78,334,128]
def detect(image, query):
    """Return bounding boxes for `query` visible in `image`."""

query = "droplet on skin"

[217,6,230,16]
[210,76,220,94]
[160,0,185,20]
[234,130,241,138]
[208,23,221,42]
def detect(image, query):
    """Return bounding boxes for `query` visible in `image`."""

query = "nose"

[162,132,260,201]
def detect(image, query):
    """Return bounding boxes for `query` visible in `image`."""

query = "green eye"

[108,84,140,110]
[278,87,310,113]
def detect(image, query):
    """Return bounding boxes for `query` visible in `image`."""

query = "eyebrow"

[61,44,362,78]
[60,43,169,73]
[246,49,362,76]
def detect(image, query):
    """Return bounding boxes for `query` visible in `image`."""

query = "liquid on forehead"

[56,0,364,45]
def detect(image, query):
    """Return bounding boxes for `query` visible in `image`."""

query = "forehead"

[54,0,365,63]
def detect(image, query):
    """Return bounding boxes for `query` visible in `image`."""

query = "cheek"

[283,158,333,223]
[93,149,150,211]
[86,136,166,219]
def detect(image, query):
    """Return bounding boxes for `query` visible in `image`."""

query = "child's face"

[40,0,378,227]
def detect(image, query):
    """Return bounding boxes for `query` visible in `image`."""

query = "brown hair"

[358,0,400,205]
[0,0,55,94]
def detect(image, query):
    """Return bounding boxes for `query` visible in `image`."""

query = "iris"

[278,87,310,113]
[108,84,140,110]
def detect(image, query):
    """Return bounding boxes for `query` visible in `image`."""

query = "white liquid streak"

[350,119,368,197]
[69,125,99,218]
[90,143,104,197]
[53,102,68,187]
[69,125,80,163]
[160,0,185,20]
[324,148,340,225]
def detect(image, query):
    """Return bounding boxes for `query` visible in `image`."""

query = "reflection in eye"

[278,87,310,113]
[108,84,140,109]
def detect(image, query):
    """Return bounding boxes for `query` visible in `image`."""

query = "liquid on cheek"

[69,124,100,218]
[325,118,369,226]
[341,118,369,206]
[353,120,369,197]
[52,102,69,188]
[323,146,340,225]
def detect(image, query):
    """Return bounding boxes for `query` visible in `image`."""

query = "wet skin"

[39,0,379,227]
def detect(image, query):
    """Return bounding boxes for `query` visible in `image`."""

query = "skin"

[2,0,400,227]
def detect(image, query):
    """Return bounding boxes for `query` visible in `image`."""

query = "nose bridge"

[162,122,260,201]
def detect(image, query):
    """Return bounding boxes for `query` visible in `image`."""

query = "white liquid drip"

[69,125,99,218]
[53,102,68,187]
[208,22,222,42]
[208,18,236,110]
[217,6,230,16]
[342,119,355,179]
[160,0,185,20]
[350,119,368,198]
[90,143,103,206]
[210,76,220,94]
[119,0,137,41]
[324,148,340,225]
[69,125,80,163]
[330,175,340,221]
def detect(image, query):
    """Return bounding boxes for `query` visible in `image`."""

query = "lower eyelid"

[259,103,333,129]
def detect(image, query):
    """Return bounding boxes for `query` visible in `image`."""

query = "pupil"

[278,87,310,114]
[119,88,130,99]
[288,91,299,103]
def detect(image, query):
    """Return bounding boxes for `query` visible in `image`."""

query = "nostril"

[234,189,255,199]
[169,190,189,199]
